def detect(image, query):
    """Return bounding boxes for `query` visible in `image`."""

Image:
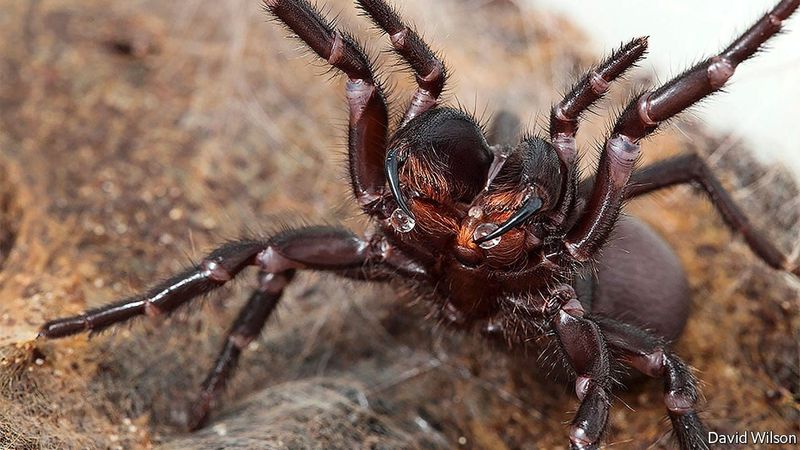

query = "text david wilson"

[708,431,797,445]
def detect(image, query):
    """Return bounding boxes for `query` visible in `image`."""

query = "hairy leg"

[595,316,708,450]
[578,153,799,276]
[189,226,425,428]
[266,0,390,215]
[190,269,293,430]
[549,38,648,229]
[40,226,426,429]
[356,0,447,125]
[40,240,268,337]
[547,286,613,450]
[565,0,799,261]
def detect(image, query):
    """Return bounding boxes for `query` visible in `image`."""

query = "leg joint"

[636,92,657,127]
[417,60,445,95]
[257,246,304,273]
[606,135,641,187]
[228,331,255,350]
[257,270,295,294]
[201,258,233,283]
[627,347,666,378]
[707,56,735,89]
[389,27,408,49]
[575,375,591,400]
[665,390,696,414]
[589,71,609,95]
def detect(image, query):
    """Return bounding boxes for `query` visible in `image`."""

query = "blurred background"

[535,0,800,178]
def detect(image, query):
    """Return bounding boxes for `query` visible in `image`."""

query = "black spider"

[39,0,800,448]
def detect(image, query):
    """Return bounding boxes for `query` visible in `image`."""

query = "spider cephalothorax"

[39,0,799,448]
[384,107,565,273]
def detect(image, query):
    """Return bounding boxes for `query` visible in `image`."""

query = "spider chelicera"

[39,0,799,448]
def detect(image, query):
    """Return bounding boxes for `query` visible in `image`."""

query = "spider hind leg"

[623,153,799,276]
[597,317,709,450]
[39,240,267,338]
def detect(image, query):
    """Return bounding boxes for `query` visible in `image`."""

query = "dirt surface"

[0,0,798,449]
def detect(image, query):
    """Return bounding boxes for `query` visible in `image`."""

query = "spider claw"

[473,196,543,245]
[385,148,414,218]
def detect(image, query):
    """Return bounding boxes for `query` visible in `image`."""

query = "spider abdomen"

[590,217,690,341]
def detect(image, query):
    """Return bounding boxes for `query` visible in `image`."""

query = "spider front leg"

[266,0,390,214]
[596,317,708,450]
[40,226,426,430]
[546,285,613,450]
[549,38,648,228]
[356,0,447,125]
[566,0,799,261]
[40,240,268,337]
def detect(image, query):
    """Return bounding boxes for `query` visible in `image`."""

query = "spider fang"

[384,148,414,218]
[473,196,543,245]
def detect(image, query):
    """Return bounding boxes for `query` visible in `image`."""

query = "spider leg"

[189,269,290,430]
[266,0,390,215]
[594,316,709,450]
[549,38,648,228]
[41,226,426,429]
[39,240,268,337]
[189,226,425,429]
[356,0,447,125]
[579,153,799,276]
[550,38,648,145]
[548,286,613,450]
[565,0,799,261]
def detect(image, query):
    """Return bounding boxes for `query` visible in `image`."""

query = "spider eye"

[473,196,543,245]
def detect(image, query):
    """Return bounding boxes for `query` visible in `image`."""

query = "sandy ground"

[0,0,797,449]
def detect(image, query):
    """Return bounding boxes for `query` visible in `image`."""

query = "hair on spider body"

[38,0,800,448]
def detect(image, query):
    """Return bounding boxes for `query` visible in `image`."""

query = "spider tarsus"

[188,393,214,431]
[38,317,87,339]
